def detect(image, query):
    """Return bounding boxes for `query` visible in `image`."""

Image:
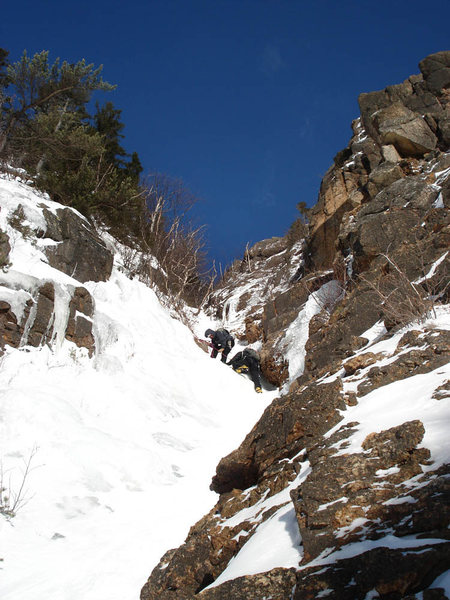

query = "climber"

[204,328,235,363]
[228,348,263,393]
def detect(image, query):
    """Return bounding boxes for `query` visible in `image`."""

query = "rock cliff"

[0,176,113,356]
[141,52,450,599]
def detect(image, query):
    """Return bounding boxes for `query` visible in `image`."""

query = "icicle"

[50,283,73,349]
[20,296,38,347]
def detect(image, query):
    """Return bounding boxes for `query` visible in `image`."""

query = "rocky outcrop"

[0,198,109,356]
[292,419,431,560]
[419,51,450,94]
[0,229,10,267]
[65,286,95,353]
[198,544,450,600]
[306,50,450,272]
[211,379,345,494]
[0,280,95,355]
[141,52,450,600]
[42,207,113,283]
[374,102,437,157]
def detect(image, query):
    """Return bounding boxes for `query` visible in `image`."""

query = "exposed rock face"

[42,207,113,283]
[374,102,437,157]
[141,51,450,600]
[419,51,450,95]
[0,299,22,349]
[0,280,95,356]
[197,545,450,600]
[292,420,431,560]
[0,199,108,356]
[199,568,297,600]
[307,49,450,272]
[211,379,345,495]
[0,229,10,267]
[65,286,95,353]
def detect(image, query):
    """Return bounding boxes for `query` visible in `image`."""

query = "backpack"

[244,348,260,362]
[216,328,235,349]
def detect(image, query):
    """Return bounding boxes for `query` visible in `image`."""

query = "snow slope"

[0,175,277,600]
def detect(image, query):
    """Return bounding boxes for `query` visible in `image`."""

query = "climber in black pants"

[228,348,262,393]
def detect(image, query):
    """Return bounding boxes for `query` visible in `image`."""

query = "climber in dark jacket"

[228,348,262,393]
[205,328,235,363]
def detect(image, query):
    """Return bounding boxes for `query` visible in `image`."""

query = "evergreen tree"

[93,101,126,167]
[0,50,114,155]
[0,48,11,140]
[124,151,143,183]
[93,102,143,183]
[0,48,9,89]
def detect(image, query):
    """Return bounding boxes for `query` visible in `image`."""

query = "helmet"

[205,329,215,337]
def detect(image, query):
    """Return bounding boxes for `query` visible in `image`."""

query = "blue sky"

[1,0,449,267]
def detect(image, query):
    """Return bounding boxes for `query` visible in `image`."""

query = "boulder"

[358,80,415,140]
[339,177,440,275]
[65,286,95,355]
[343,351,381,376]
[419,51,450,94]
[371,176,440,211]
[381,144,402,163]
[210,379,345,494]
[247,236,288,259]
[42,207,113,283]
[373,102,437,157]
[260,350,289,387]
[366,160,404,196]
[244,317,262,343]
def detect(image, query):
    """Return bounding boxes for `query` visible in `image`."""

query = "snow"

[317,497,348,512]
[208,461,311,589]
[0,284,276,599]
[211,503,302,587]
[325,359,450,469]
[0,175,278,600]
[282,279,343,385]
[359,321,387,345]
[413,250,448,284]
[431,571,450,595]
[305,534,449,568]
[433,192,444,208]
